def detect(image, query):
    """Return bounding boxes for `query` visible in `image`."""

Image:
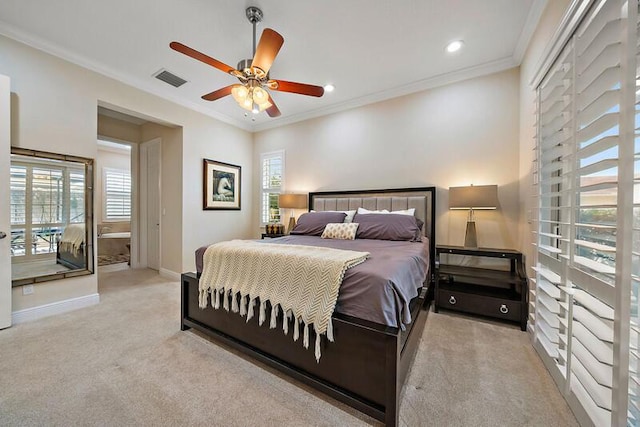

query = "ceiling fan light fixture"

[324,84,335,93]
[231,85,249,103]
[253,86,268,102]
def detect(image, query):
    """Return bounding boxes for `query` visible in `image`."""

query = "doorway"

[97,139,132,271]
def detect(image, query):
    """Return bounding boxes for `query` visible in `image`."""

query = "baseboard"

[98,262,130,273]
[159,268,180,281]
[12,293,100,325]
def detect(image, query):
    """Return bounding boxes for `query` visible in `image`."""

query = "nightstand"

[434,245,528,331]
[261,233,285,239]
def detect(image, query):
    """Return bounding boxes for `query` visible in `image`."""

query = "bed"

[181,187,436,426]
[56,224,86,270]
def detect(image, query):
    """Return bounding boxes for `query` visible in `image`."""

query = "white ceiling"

[0,0,545,132]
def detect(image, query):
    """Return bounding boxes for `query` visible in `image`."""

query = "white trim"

[260,150,285,225]
[0,20,252,132]
[513,0,549,64]
[0,74,11,329]
[11,293,100,324]
[0,19,521,134]
[530,0,595,88]
[98,262,129,273]
[159,268,180,281]
[102,166,132,222]
[253,57,518,132]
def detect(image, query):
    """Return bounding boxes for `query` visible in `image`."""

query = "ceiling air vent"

[153,69,187,88]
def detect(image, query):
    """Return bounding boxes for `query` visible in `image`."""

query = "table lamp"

[278,193,307,233]
[449,184,498,247]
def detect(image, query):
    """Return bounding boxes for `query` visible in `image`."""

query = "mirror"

[10,147,94,285]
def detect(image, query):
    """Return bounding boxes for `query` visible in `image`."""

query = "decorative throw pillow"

[290,211,347,236]
[321,223,359,240]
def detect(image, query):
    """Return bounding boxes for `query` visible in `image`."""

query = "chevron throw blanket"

[199,240,369,361]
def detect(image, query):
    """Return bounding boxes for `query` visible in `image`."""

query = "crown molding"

[530,0,594,88]
[513,0,549,65]
[252,56,518,133]
[0,20,253,132]
[0,16,528,135]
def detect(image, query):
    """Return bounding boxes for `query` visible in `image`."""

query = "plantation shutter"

[534,0,634,425]
[260,151,284,224]
[628,0,640,422]
[104,168,131,221]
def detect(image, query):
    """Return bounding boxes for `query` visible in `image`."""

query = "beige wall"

[97,114,142,143]
[254,68,521,249]
[518,0,571,273]
[1,34,253,311]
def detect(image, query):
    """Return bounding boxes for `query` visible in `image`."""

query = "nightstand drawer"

[437,289,521,322]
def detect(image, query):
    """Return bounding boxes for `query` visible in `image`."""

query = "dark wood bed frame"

[181,187,436,426]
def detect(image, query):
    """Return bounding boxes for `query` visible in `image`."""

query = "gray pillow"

[290,211,347,236]
[354,213,422,241]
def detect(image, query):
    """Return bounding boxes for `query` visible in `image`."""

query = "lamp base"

[464,221,478,248]
[287,216,296,234]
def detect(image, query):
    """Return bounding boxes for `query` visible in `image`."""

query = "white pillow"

[321,223,359,240]
[356,207,415,216]
[357,207,389,215]
[311,209,357,223]
[390,208,416,216]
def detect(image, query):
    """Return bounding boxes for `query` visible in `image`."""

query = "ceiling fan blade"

[251,29,284,74]
[170,41,237,75]
[201,85,237,101]
[269,80,324,97]
[266,95,281,118]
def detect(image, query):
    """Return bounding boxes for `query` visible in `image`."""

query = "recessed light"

[446,40,464,53]
[324,84,335,93]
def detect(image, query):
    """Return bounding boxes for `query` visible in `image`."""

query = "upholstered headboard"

[309,187,436,280]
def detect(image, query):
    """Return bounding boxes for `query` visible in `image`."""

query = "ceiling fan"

[170,6,324,118]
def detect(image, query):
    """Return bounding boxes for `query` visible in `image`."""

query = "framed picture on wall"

[203,158,241,210]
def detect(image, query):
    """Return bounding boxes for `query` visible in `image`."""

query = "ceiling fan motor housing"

[246,7,263,23]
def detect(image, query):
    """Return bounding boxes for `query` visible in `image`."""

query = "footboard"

[181,272,429,426]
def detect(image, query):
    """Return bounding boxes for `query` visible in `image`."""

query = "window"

[10,161,85,258]
[533,1,636,425]
[103,168,131,221]
[260,150,284,224]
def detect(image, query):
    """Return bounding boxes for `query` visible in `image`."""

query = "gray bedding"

[195,235,429,328]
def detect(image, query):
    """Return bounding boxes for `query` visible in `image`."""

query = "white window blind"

[104,168,131,221]
[260,150,284,224]
[534,1,635,425]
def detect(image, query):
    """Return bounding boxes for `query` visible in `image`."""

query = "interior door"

[140,138,160,271]
[0,75,12,329]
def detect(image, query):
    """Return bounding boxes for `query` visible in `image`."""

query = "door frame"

[0,75,11,329]
[139,138,161,270]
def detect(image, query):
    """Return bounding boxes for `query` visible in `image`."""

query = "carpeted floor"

[0,269,578,426]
